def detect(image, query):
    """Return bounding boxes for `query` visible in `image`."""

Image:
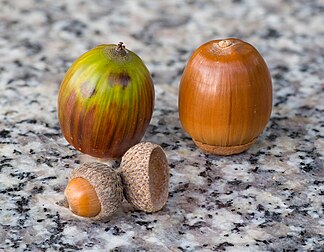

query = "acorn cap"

[68,162,123,220]
[119,142,169,212]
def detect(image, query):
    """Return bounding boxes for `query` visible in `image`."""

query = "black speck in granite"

[135,220,155,231]
[36,156,59,168]
[13,149,22,155]
[213,242,235,251]
[262,28,281,39]
[15,196,31,215]
[132,16,189,45]
[0,129,11,138]
[182,221,206,230]
[40,176,57,181]
[105,226,126,235]
[31,186,45,194]
[62,19,87,37]
[21,39,43,55]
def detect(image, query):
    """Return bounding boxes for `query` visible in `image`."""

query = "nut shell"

[65,177,101,217]
[178,38,272,155]
[58,44,155,159]
[119,142,169,212]
[68,162,123,220]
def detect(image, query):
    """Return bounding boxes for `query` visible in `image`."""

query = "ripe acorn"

[64,162,123,220]
[62,142,169,220]
[58,42,154,159]
[178,38,272,155]
[119,142,170,212]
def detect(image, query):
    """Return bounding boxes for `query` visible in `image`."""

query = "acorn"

[119,142,170,212]
[58,42,154,159]
[62,142,169,220]
[64,162,123,220]
[178,38,272,155]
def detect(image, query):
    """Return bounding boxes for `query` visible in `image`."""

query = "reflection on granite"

[0,0,323,251]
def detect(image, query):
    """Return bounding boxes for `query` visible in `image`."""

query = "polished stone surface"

[0,0,323,251]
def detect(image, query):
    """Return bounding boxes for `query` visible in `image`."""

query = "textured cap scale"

[68,162,123,220]
[119,142,170,212]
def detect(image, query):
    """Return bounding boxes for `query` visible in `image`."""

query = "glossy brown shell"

[178,38,272,155]
[68,162,123,221]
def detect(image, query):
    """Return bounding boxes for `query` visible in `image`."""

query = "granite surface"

[0,0,323,251]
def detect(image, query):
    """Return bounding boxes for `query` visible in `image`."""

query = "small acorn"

[64,162,123,220]
[62,142,169,219]
[119,142,170,212]
[58,42,154,159]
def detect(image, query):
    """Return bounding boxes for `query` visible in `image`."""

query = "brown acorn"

[58,42,154,159]
[179,38,272,155]
[64,162,123,220]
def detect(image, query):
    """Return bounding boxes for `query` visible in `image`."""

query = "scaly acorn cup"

[64,162,124,220]
[119,142,170,212]
[58,42,154,159]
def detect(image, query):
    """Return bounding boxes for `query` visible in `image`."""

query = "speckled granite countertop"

[0,0,323,251]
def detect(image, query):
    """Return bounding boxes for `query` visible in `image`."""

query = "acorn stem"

[115,42,127,56]
[218,40,233,48]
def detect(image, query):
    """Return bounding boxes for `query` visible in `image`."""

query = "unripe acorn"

[64,162,123,220]
[58,42,154,159]
[179,38,272,155]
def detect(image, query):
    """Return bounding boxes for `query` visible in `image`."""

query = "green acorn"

[58,42,154,159]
